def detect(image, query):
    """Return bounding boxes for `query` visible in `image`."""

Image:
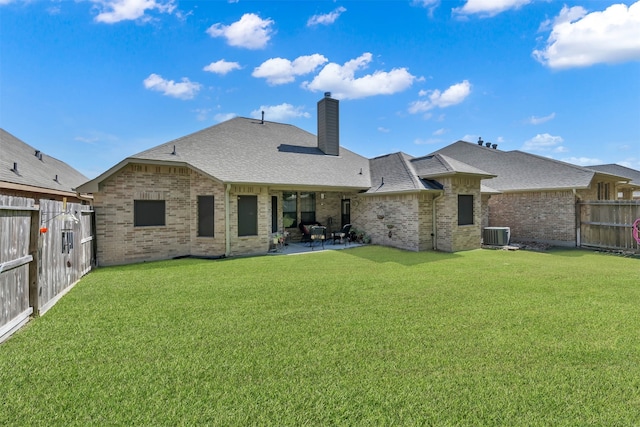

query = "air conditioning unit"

[483,227,510,246]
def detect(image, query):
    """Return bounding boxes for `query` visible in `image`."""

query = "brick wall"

[94,164,193,265]
[488,190,577,245]
[435,177,483,252]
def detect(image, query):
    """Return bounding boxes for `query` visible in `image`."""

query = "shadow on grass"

[343,245,461,266]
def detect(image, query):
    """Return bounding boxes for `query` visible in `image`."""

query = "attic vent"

[483,227,510,246]
[485,142,491,148]
[35,150,40,157]
[477,137,483,145]
[492,144,498,149]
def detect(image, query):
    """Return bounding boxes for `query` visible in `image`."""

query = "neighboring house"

[587,164,640,200]
[77,94,495,266]
[432,140,638,246]
[1,129,89,203]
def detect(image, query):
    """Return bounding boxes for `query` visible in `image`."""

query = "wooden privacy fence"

[579,200,640,253]
[0,196,94,343]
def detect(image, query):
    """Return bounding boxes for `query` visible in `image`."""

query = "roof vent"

[261,110,265,124]
[477,137,483,145]
[485,142,491,148]
[54,174,59,182]
[324,92,331,98]
[492,144,498,149]
[171,145,176,155]
[35,150,40,157]
[11,162,18,173]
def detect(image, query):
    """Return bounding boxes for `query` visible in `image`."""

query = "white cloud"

[307,6,346,26]
[521,133,564,152]
[250,103,310,122]
[206,13,274,50]
[414,137,443,145]
[527,112,556,125]
[0,0,16,4]
[302,53,415,99]
[562,156,604,166]
[214,113,237,123]
[533,2,640,69]
[91,0,176,24]
[378,127,390,133]
[408,80,471,113]
[203,60,242,75]
[453,0,531,17]
[433,128,447,136]
[143,73,201,100]
[253,54,328,85]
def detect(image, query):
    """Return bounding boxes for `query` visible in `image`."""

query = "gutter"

[432,191,444,250]
[225,183,231,257]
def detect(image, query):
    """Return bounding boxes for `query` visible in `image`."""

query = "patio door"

[341,199,351,228]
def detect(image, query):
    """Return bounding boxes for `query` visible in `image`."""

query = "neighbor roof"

[433,141,630,192]
[1,128,88,196]
[587,164,640,186]
[78,117,372,193]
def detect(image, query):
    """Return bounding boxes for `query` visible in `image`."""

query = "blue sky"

[1,0,639,180]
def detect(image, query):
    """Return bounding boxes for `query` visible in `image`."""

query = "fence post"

[28,208,41,315]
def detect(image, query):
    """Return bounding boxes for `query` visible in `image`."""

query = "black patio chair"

[331,224,352,245]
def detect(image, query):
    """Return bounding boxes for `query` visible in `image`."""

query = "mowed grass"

[1,247,640,426]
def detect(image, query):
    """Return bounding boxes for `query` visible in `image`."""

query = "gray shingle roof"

[587,164,640,186]
[432,140,626,192]
[79,117,372,192]
[1,128,88,194]
[366,152,491,195]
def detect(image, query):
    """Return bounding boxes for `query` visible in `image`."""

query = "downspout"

[225,184,231,257]
[573,188,581,248]
[432,191,444,250]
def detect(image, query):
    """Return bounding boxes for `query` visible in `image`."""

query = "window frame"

[282,192,297,229]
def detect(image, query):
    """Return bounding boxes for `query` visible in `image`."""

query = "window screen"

[238,195,258,236]
[198,195,214,237]
[134,200,166,227]
[458,195,474,226]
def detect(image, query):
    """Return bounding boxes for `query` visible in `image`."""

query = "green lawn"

[1,247,639,426]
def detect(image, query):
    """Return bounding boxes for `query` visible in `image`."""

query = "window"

[198,196,214,237]
[134,200,165,227]
[238,195,258,236]
[458,195,474,226]
[300,192,316,224]
[283,192,297,228]
[597,182,611,200]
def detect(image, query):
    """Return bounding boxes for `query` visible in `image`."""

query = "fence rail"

[579,200,640,253]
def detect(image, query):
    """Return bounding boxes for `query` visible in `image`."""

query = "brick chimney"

[317,92,339,156]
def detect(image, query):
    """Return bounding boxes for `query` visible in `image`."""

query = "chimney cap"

[324,92,332,98]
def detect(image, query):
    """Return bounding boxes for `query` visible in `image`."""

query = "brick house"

[1,129,89,203]
[77,94,494,265]
[433,140,638,246]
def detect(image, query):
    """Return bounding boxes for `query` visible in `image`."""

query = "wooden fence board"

[579,201,640,252]
[1,195,94,341]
